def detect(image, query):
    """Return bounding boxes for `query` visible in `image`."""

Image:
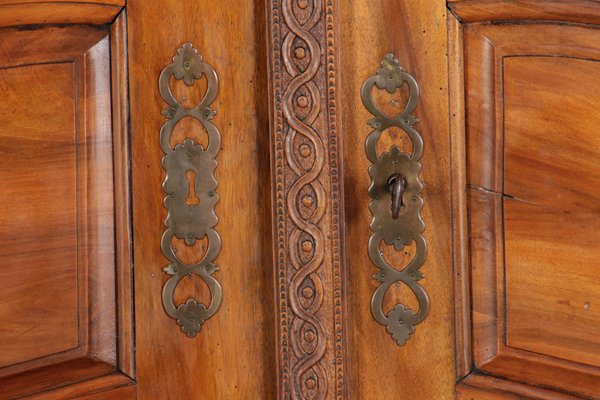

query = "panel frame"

[0,0,124,28]
[0,12,135,399]
[449,13,600,400]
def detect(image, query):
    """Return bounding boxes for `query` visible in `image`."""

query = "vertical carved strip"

[267,0,346,398]
[325,1,346,397]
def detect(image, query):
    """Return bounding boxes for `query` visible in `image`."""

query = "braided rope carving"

[269,0,345,398]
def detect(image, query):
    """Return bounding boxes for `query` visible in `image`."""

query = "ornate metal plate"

[361,54,429,345]
[159,43,222,337]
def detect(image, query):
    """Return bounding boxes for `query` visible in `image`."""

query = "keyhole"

[185,170,200,206]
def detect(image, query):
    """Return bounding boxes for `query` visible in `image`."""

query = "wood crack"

[467,184,569,213]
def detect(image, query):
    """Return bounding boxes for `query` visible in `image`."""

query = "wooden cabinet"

[1,1,600,399]
[0,5,134,398]
[449,2,600,398]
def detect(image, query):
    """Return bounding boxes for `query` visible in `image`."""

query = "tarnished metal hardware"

[361,53,429,346]
[388,173,405,219]
[159,43,222,337]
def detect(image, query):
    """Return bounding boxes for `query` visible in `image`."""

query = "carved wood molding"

[0,1,124,27]
[448,0,600,24]
[267,0,346,398]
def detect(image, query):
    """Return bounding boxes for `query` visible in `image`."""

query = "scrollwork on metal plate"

[361,53,429,346]
[159,43,222,337]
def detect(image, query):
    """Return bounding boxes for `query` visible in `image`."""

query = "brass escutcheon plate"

[361,53,429,346]
[159,43,222,337]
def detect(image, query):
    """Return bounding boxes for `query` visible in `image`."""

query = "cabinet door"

[448,1,600,398]
[336,1,600,399]
[0,3,135,398]
[128,0,276,398]
[0,1,275,398]
[338,1,456,399]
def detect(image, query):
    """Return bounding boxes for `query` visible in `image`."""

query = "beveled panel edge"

[478,350,600,399]
[110,10,135,379]
[266,0,347,399]
[452,23,505,373]
[24,372,135,400]
[0,2,123,28]
[455,19,600,399]
[0,17,134,398]
[447,13,472,379]
[0,358,135,399]
[448,0,600,25]
[457,372,586,400]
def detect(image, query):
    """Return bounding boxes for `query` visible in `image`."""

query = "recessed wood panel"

[504,56,600,212]
[0,21,134,399]
[0,62,79,367]
[503,56,600,367]
[505,201,600,367]
[461,21,600,399]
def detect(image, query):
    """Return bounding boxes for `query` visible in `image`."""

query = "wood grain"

[448,13,472,380]
[0,62,79,368]
[22,372,134,400]
[502,55,600,368]
[0,0,122,4]
[460,17,600,399]
[340,1,455,399]
[481,351,600,399]
[505,200,600,367]
[448,0,600,24]
[128,1,276,398]
[467,189,502,366]
[0,21,134,398]
[457,373,585,400]
[0,2,123,27]
[111,10,135,380]
[504,56,600,213]
[0,358,114,399]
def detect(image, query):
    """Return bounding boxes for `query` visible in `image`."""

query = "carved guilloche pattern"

[268,0,346,398]
[158,43,222,337]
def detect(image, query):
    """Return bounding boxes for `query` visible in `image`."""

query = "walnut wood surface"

[448,14,472,379]
[0,17,134,399]
[457,373,585,400]
[0,1,123,27]
[340,1,455,399]
[503,55,600,368]
[11,1,600,398]
[454,12,600,399]
[448,0,600,24]
[0,359,116,399]
[505,201,600,367]
[128,0,276,398]
[0,22,114,382]
[0,61,79,368]
[0,0,122,4]
[111,11,135,380]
